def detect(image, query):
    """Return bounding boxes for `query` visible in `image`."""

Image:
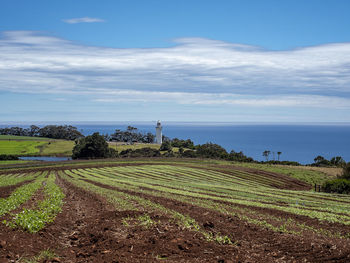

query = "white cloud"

[91,90,350,109]
[62,17,105,24]
[0,31,350,112]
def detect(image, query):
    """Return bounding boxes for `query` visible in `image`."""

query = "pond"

[19,156,72,162]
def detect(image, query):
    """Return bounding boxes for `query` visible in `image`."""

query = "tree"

[262,150,271,161]
[330,156,346,167]
[29,125,40,137]
[313,155,331,166]
[72,132,116,159]
[277,151,282,161]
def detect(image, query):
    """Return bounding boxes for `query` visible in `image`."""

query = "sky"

[1,0,350,123]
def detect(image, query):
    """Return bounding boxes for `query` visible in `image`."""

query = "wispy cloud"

[62,17,105,24]
[0,31,350,112]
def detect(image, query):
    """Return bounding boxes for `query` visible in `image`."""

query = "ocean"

[75,123,350,164]
[1,122,349,164]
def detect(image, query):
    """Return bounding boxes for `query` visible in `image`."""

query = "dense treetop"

[72,132,116,159]
[0,125,83,140]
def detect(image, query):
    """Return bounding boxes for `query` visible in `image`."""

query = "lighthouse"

[155,120,162,144]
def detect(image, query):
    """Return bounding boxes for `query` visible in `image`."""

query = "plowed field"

[0,161,350,262]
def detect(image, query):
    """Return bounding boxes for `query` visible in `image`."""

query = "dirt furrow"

[83,179,350,263]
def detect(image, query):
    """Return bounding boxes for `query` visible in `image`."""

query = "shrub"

[342,163,350,180]
[196,143,228,159]
[171,138,195,149]
[119,147,160,158]
[181,150,197,158]
[0,154,19,160]
[227,151,254,162]
[322,178,350,194]
[160,141,172,151]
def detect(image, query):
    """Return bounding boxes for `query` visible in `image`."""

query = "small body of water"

[19,156,72,162]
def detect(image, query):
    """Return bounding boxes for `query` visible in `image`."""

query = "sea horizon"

[1,122,349,165]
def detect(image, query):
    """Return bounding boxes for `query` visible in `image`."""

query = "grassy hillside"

[0,135,74,156]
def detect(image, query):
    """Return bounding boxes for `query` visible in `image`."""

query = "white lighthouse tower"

[155,120,162,144]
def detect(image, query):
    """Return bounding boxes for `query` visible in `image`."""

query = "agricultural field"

[0,135,74,157]
[0,160,349,262]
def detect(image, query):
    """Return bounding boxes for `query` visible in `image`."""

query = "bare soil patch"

[85,179,350,263]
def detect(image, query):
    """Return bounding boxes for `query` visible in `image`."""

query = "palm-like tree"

[262,150,270,161]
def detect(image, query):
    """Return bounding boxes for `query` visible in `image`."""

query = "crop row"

[69,167,350,238]
[4,173,65,233]
[0,172,38,187]
[84,166,350,218]
[0,172,45,216]
[69,166,350,227]
[62,170,232,244]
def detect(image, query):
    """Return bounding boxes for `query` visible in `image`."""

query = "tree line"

[0,125,83,140]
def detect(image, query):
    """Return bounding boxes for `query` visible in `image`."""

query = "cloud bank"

[0,31,350,110]
[62,17,105,24]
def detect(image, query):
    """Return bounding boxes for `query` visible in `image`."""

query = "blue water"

[1,123,350,164]
[74,123,350,164]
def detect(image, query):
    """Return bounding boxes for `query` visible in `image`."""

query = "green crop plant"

[137,214,157,228]
[7,173,65,233]
[0,172,37,187]
[0,174,45,216]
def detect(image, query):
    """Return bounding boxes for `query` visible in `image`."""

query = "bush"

[119,147,160,158]
[227,150,254,162]
[0,154,19,161]
[342,163,350,180]
[72,132,117,159]
[322,178,350,194]
[159,141,172,151]
[196,143,228,159]
[181,150,197,158]
[171,138,195,149]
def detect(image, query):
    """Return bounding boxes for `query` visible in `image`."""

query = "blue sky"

[1,0,350,122]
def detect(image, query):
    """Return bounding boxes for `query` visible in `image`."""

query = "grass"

[0,135,51,141]
[108,142,183,152]
[0,140,47,155]
[0,160,34,165]
[39,140,74,156]
[108,142,160,151]
[0,135,74,156]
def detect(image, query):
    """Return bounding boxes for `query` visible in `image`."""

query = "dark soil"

[84,179,350,263]
[0,176,243,263]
